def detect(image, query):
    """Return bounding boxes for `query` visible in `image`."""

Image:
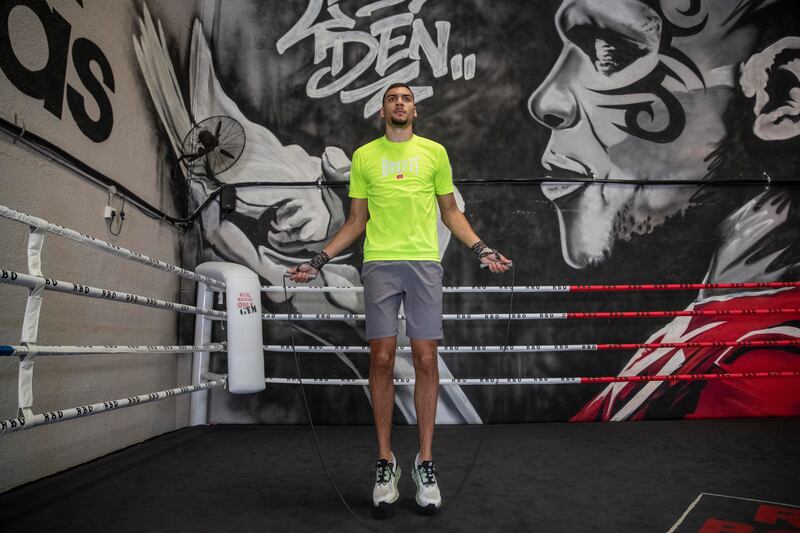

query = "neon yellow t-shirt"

[349,135,454,262]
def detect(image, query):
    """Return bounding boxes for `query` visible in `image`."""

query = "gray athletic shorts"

[361,261,443,340]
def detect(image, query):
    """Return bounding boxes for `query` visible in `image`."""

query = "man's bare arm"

[437,193,480,247]
[437,193,511,274]
[289,198,369,282]
[322,198,369,257]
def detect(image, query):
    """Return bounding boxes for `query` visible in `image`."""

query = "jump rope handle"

[284,270,318,281]
[480,260,513,269]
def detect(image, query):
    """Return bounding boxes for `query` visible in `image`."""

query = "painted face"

[529,0,760,268]
[380,86,417,127]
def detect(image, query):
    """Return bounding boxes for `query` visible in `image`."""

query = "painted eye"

[566,26,650,75]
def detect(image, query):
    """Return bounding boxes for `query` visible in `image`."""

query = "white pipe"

[190,281,214,426]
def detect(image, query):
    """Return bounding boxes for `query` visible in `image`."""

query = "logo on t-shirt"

[382,158,419,178]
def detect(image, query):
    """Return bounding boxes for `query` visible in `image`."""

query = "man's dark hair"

[383,83,414,102]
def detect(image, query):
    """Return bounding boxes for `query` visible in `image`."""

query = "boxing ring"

[1,203,799,531]
[0,204,268,435]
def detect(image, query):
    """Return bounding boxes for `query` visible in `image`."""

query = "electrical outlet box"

[104,206,117,220]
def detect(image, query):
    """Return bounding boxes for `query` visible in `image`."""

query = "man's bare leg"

[369,336,397,461]
[411,339,439,461]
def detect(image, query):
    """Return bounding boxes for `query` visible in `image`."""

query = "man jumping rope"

[290,83,510,515]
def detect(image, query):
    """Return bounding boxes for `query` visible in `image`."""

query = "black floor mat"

[1,419,798,532]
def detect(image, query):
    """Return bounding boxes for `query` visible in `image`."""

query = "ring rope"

[1,269,226,318]
[0,204,225,289]
[0,344,226,357]
[263,281,800,294]
[264,339,800,353]
[258,371,800,386]
[262,307,800,322]
[14,337,796,357]
[0,378,227,436]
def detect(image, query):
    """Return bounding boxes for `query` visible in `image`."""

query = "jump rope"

[280,252,514,527]
[449,255,515,501]
[280,273,374,530]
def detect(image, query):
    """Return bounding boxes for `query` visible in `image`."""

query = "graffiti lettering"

[277,0,475,117]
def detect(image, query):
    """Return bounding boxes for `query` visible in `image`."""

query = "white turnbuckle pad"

[196,262,265,394]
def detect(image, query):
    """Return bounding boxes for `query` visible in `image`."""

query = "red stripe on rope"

[596,339,799,351]
[567,307,800,319]
[581,371,800,384]
[569,281,800,292]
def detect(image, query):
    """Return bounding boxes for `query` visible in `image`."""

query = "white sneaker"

[372,452,400,510]
[411,453,441,514]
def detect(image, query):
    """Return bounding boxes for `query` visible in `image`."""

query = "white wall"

[0,141,193,491]
[0,0,199,491]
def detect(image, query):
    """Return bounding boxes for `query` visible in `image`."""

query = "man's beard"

[390,116,408,126]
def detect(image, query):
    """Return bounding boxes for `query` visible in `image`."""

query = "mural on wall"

[528,0,800,420]
[276,0,477,118]
[133,0,800,424]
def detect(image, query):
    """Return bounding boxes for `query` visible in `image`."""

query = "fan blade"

[215,120,222,138]
[219,149,235,159]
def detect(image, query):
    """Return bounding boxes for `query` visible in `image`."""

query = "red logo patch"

[396,173,404,180]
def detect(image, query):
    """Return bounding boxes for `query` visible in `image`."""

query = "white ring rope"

[1,269,225,318]
[8,337,797,357]
[264,281,800,294]
[0,379,226,435]
[262,285,554,293]
[260,372,800,386]
[261,344,583,353]
[263,339,800,353]
[0,344,226,357]
[262,308,800,322]
[262,312,570,321]
[0,204,225,289]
